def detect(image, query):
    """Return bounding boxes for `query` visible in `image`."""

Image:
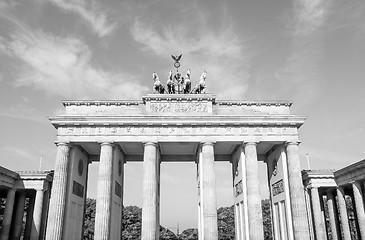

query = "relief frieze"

[150,102,208,112]
[59,125,297,136]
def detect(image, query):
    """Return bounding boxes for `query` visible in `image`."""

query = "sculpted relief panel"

[59,125,297,137]
[150,102,208,113]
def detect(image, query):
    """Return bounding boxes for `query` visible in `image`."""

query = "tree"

[122,206,142,240]
[261,199,273,240]
[179,228,198,240]
[217,205,235,240]
[83,198,96,240]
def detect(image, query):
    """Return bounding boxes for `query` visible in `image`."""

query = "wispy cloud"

[0,22,147,99]
[131,7,253,99]
[43,0,116,37]
[276,0,332,106]
[0,145,37,161]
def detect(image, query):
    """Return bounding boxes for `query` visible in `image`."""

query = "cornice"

[62,100,143,107]
[0,166,20,179]
[215,100,292,107]
[49,116,306,128]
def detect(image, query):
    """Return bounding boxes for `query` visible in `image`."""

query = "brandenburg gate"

[45,67,310,240]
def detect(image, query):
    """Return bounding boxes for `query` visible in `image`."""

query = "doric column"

[336,187,351,240]
[142,142,159,240]
[327,190,340,240]
[200,142,218,240]
[31,189,45,240]
[94,142,114,240]
[24,193,36,239]
[285,142,310,239]
[310,187,327,240]
[0,189,16,240]
[352,181,365,239]
[13,192,26,240]
[45,142,71,240]
[244,142,264,240]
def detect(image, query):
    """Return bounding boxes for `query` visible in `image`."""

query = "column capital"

[200,141,215,146]
[143,141,158,147]
[99,141,114,147]
[243,141,259,146]
[285,141,301,146]
[55,141,71,147]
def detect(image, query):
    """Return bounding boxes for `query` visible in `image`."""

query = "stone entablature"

[50,94,304,143]
[302,170,337,188]
[334,159,365,186]
[60,94,293,116]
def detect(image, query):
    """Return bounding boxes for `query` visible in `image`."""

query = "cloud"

[275,0,332,106]
[0,145,37,161]
[1,25,147,99]
[131,10,253,99]
[291,0,332,36]
[44,0,116,37]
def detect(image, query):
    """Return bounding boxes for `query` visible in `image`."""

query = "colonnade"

[305,181,365,239]
[44,140,309,240]
[0,188,50,240]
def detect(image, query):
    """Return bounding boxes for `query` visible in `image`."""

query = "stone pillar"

[336,187,351,240]
[94,142,114,240]
[310,187,327,240]
[24,194,36,239]
[352,181,365,239]
[244,142,264,240]
[200,142,218,240]
[142,142,159,240]
[285,142,310,240]
[31,189,45,240]
[40,190,51,240]
[0,189,16,240]
[45,142,71,240]
[13,192,26,240]
[327,190,340,240]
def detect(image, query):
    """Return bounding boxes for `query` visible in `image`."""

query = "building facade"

[302,159,365,240]
[45,93,310,240]
[0,167,53,240]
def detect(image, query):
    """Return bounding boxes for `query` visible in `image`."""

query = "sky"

[1,0,365,232]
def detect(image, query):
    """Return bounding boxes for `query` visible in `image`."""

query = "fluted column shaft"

[201,142,218,240]
[94,142,114,240]
[142,142,159,240]
[31,189,45,240]
[45,143,70,240]
[310,187,327,240]
[336,187,351,240]
[286,142,310,239]
[13,192,26,240]
[0,189,16,240]
[352,181,365,239]
[244,142,264,240]
[327,191,340,240]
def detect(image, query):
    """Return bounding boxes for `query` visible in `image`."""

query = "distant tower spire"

[39,155,43,171]
[306,153,311,170]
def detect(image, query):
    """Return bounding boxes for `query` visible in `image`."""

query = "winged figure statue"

[171,54,182,62]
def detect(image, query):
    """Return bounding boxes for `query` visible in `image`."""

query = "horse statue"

[192,71,207,94]
[153,72,165,94]
[184,69,191,94]
[166,71,175,94]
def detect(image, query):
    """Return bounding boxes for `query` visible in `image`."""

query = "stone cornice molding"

[49,117,306,128]
[0,166,20,179]
[62,100,143,107]
[143,94,216,103]
[216,100,292,107]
